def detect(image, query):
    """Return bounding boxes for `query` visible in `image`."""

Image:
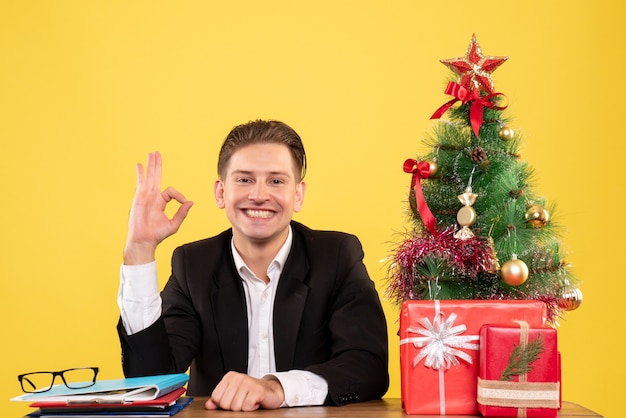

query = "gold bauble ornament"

[557,285,583,311]
[500,255,529,286]
[428,160,439,177]
[525,204,550,228]
[499,126,515,141]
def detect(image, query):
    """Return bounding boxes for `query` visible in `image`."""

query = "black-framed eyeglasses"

[18,367,99,393]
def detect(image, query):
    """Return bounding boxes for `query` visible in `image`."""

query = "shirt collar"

[231,226,293,281]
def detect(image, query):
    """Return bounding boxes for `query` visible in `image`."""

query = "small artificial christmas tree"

[386,35,582,324]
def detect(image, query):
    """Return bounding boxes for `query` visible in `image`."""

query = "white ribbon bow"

[401,312,480,370]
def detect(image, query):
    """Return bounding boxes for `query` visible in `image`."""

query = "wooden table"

[172,398,603,417]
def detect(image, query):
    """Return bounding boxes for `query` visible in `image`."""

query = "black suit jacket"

[117,221,389,405]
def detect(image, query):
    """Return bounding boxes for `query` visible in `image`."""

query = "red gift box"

[400,300,547,415]
[477,322,560,417]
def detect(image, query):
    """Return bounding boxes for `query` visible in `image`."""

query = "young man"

[117,120,389,411]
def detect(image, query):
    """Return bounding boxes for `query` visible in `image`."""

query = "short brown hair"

[217,119,307,181]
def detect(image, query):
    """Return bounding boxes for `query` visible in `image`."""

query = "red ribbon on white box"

[400,300,480,414]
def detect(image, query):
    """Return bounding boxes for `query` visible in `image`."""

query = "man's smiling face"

[214,142,305,249]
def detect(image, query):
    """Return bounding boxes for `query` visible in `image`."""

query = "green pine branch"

[499,333,545,381]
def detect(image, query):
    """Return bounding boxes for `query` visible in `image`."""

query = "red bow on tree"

[403,159,438,236]
[430,81,507,138]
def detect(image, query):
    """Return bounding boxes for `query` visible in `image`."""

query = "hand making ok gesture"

[123,151,194,265]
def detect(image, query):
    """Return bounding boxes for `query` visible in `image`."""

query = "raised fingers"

[135,161,145,192]
[143,151,162,192]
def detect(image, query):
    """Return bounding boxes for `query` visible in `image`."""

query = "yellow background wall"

[1,1,622,417]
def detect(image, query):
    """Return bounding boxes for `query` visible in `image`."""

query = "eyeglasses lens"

[63,368,97,388]
[20,372,54,393]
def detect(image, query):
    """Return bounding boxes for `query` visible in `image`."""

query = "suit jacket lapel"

[273,233,310,371]
[209,252,249,374]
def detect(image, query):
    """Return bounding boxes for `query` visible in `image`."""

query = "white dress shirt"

[117,227,328,407]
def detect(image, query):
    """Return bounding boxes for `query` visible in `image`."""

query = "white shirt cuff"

[117,261,162,335]
[266,370,328,407]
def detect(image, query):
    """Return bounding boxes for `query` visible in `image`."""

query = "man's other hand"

[204,371,285,411]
